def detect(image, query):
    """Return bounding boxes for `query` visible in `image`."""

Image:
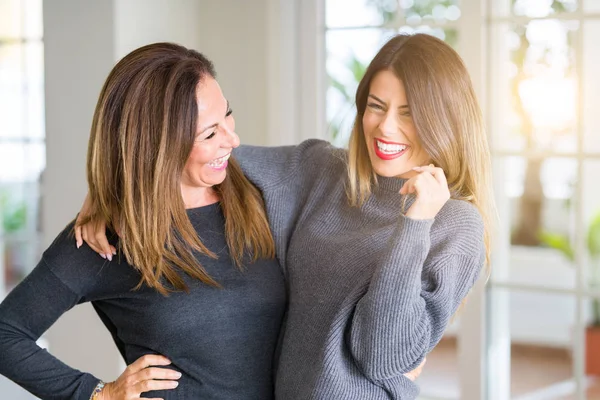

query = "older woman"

[0,43,285,400]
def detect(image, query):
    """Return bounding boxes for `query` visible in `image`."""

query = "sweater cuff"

[81,374,103,400]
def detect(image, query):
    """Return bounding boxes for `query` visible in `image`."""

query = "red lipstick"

[373,138,409,161]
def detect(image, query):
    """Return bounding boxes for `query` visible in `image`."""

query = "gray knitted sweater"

[235,139,485,400]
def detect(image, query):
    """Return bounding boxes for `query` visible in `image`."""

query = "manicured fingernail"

[172,372,182,378]
[107,253,112,262]
[168,381,179,388]
[76,241,82,249]
[112,249,117,255]
[100,254,107,259]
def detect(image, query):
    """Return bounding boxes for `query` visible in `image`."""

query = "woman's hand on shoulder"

[98,355,180,400]
[403,357,426,382]
[400,164,450,220]
[75,193,116,260]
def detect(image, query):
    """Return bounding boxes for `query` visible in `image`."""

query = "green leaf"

[348,54,367,83]
[539,231,575,262]
[329,77,353,102]
[588,211,600,260]
[0,192,28,233]
[3,203,27,233]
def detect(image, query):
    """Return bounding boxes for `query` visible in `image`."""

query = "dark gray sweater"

[0,203,286,400]
[234,140,486,400]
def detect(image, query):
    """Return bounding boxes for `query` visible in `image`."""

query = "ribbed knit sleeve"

[349,208,485,383]
[233,139,338,275]
[0,259,101,399]
[233,139,334,192]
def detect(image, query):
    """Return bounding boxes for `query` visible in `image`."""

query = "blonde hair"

[80,43,275,295]
[347,33,496,265]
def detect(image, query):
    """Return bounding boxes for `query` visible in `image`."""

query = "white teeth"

[208,153,231,167]
[376,140,407,154]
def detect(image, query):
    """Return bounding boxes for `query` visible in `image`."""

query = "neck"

[180,184,220,209]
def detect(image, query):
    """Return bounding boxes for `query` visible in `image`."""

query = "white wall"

[114,0,271,146]
[188,0,270,146]
[43,0,121,382]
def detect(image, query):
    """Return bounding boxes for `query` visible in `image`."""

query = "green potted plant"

[0,193,28,287]
[540,211,600,376]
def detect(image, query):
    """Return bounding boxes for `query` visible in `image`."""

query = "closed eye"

[367,102,384,111]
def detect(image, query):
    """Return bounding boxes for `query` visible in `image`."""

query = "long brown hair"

[81,43,274,295]
[347,33,496,265]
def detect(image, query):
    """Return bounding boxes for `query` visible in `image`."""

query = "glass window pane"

[0,0,41,40]
[24,41,44,139]
[489,21,578,154]
[0,141,45,182]
[583,21,600,154]
[0,42,43,140]
[585,0,600,13]
[494,156,577,290]
[492,0,578,17]
[583,160,600,297]
[0,44,24,139]
[488,288,577,398]
[22,0,42,40]
[0,0,22,39]
[24,40,43,88]
[513,0,577,17]
[326,0,462,28]
[400,0,461,24]
[326,0,392,28]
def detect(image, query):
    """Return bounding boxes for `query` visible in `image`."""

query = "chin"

[209,175,227,186]
[370,158,407,178]
[373,167,397,177]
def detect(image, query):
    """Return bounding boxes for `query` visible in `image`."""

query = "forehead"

[196,77,226,115]
[369,70,407,102]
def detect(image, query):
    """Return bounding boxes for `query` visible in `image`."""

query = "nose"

[378,111,399,137]
[222,116,240,148]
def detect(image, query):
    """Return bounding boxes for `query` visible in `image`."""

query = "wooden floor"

[417,338,600,400]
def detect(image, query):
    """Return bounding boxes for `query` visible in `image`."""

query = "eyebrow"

[368,94,409,109]
[199,100,230,133]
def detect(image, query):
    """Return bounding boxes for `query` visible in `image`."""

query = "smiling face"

[362,69,430,178]
[181,77,240,191]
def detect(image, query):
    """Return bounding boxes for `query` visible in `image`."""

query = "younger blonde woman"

[77,33,495,399]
